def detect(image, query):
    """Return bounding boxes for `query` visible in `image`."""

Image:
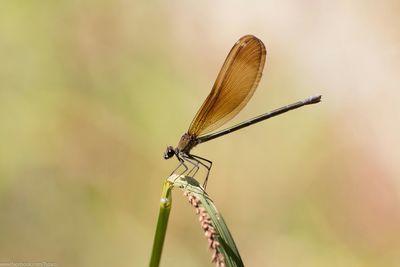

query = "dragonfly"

[164,35,321,188]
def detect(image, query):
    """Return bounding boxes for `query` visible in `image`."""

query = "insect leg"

[181,154,200,177]
[188,154,213,189]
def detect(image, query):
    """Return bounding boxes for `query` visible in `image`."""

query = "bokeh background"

[1,1,400,266]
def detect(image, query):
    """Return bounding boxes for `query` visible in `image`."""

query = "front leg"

[170,154,188,179]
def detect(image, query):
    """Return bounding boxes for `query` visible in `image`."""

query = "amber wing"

[188,35,266,136]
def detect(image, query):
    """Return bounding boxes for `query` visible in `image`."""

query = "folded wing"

[188,35,266,136]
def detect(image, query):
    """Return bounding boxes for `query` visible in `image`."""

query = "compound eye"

[164,146,175,159]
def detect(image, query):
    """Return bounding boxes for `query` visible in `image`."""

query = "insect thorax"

[176,133,198,154]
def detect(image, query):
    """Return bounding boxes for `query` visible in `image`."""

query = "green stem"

[149,180,173,267]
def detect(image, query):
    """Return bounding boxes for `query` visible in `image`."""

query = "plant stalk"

[149,180,173,267]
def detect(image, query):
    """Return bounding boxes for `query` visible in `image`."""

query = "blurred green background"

[1,1,400,266]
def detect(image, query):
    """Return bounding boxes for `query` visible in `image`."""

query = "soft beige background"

[1,1,399,266]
